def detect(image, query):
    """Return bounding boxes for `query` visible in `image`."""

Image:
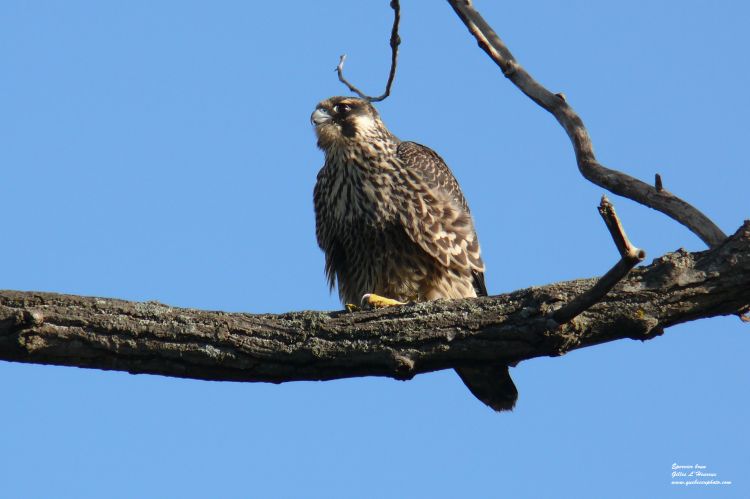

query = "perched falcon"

[311,96,517,411]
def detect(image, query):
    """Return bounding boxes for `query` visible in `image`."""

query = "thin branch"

[336,0,401,102]
[446,0,727,248]
[598,196,644,259]
[1,222,748,383]
[553,196,645,324]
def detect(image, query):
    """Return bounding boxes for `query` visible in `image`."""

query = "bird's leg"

[361,293,407,309]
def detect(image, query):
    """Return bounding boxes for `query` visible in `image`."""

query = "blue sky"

[1,1,748,497]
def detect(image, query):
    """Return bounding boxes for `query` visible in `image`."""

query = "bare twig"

[655,173,664,192]
[337,0,401,102]
[447,0,727,248]
[553,196,645,324]
[597,196,645,260]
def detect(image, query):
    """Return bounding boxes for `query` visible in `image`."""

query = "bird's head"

[311,96,388,150]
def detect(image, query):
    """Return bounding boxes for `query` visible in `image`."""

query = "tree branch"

[1,222,748,384]
[337,0,401,102]
[553,196,645,324]
[446,0,727,248]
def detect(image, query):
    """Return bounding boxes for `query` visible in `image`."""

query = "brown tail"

[455,365,518,411]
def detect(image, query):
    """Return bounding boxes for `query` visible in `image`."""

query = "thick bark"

[1,222,748,384]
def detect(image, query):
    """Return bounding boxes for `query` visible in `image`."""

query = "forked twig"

[553,196,645,324]
[447,0,726,248]
[337,0,401,102]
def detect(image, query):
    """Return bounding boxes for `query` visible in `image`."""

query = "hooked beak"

[311,108,331,126]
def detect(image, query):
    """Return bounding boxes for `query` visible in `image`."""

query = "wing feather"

[396,141,485,285]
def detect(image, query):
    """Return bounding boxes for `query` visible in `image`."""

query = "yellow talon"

[345,303,360,312]
[361,293,407,309]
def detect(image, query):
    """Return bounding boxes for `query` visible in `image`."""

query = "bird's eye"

[333,104,351,114]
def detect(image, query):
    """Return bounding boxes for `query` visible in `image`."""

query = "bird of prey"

[311,96,517,411]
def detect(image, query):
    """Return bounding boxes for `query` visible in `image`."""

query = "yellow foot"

[345,303,360,312]
[361,293,407,309]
